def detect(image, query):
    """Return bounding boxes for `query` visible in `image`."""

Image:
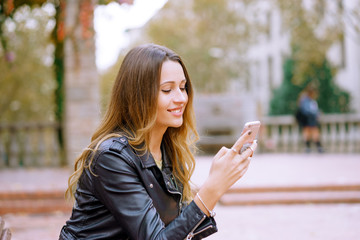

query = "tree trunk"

[64,0,100,165]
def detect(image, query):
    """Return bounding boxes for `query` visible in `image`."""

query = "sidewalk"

[1,153,360,240]
[193,153,360,188]
[2,153,359,193]
[194,153,360,205]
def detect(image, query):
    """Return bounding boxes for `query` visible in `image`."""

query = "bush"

[269,57,350,115]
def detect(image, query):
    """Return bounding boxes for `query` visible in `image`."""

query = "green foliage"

[313,61,350,113]
[270,0,353,116]
[275,0,344,85]
[269,57,350,115]
[0,4,56,123]
[269,58,303,115]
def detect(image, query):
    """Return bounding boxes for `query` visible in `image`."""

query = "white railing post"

[23,127,33,167]
[339,122,346,152]
[292,124,300,152]
[261,114,360,153]
[0,122,63,168]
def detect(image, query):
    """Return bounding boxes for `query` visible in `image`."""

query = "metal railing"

[1,114,359,168]
[0,122,64,168]
[261,114,360,153]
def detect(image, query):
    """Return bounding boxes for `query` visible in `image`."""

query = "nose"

[173,88,187,103]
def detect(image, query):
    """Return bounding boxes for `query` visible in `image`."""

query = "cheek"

[157,95,168,112]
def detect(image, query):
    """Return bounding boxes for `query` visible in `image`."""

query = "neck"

[149,126,166,160]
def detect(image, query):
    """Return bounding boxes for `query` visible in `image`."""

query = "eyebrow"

[160,79,187,86]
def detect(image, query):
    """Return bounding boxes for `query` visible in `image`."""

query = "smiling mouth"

[168,109,181,113]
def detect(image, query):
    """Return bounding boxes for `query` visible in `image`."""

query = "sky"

[94,0,167,71]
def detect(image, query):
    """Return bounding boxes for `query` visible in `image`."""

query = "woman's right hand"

[194,131,257,216]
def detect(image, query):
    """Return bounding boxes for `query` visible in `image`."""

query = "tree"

[143,0,260,93]
[275,0,360,82]
[275,0,343,85]
[0,4,55,122]
[0,0,134,164]
[269,58,303,115]
[269,0,354,115]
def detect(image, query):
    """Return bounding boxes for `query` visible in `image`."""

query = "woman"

[297,86,323,153]
[59,44,257,240]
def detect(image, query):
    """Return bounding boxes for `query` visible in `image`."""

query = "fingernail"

[248,131,252,135]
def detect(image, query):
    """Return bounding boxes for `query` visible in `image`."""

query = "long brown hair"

[66,44,199,202]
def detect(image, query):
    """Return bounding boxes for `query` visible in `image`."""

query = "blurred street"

[1,153,360,240]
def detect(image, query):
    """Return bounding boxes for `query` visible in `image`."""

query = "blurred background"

[0,0,360,239]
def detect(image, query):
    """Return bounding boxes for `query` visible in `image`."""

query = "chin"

[170,124,183,129]
[169,120,184,128]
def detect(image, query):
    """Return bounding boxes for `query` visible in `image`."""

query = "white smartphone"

[240,121,261,153]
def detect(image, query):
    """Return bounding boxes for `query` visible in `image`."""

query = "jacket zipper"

[166,184,183,215]
[165,174,183,215]
[191,224,214,238]
[185,215,206,240]
[172,176,183,215]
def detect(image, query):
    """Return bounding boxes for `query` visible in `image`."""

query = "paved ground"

[208,203,360,240]
[1,153,360,240]
[193,153,360,189]
[2,153,359,193]
[3,204,360,240]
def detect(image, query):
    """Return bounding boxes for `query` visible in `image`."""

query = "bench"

[0,217,11,240]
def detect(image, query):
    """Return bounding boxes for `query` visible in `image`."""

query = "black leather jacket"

[59,136,217,240]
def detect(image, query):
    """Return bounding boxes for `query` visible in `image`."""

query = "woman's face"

[154,60,188,132]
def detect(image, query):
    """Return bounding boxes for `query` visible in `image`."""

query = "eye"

[161,89,171,93]
[180,84,187,91]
